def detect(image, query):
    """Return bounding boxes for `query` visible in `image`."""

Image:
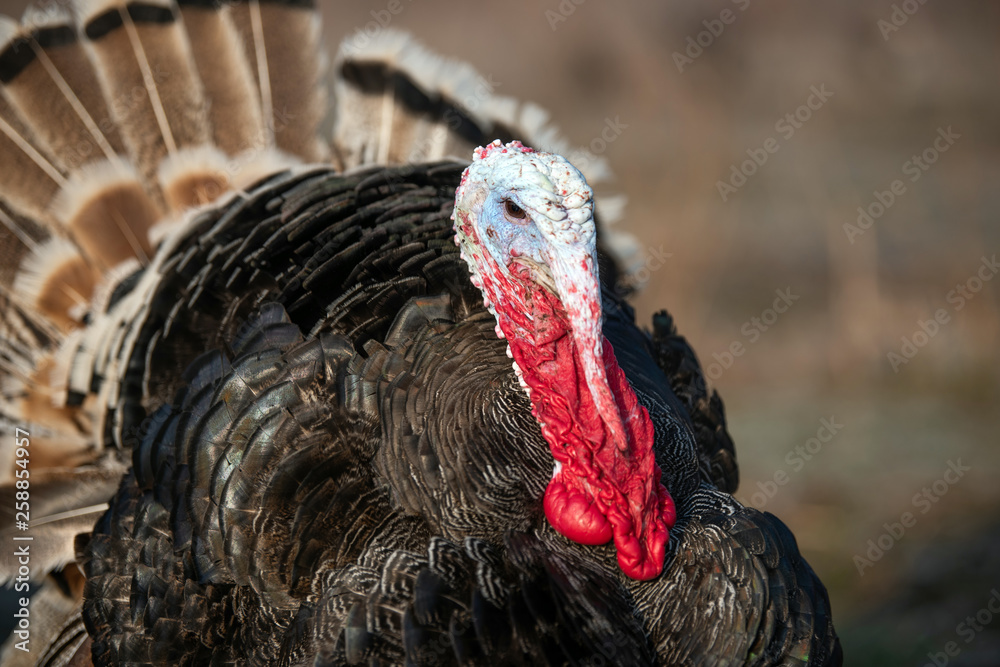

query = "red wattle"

[512,285,676,581]
[543,477,613,545]
[454,210,677,581]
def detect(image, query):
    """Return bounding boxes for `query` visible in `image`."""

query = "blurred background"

[2,0,998,664]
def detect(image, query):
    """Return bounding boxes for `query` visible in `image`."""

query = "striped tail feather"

[0,63,65,227]
[226,0,329,163]
[77,0,225,211]
[331,29,613,186]
[0,0,637,639]
[174,0,267,158]
[0,0,329,592]
[4,4,127,170]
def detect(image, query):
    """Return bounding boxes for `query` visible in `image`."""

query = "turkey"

[0,1,842,665]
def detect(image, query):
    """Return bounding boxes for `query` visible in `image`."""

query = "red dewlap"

[453,206,675,580]
[497,263,677,581]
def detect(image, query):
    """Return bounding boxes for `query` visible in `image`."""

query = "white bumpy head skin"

[452,140,627,445]
[452,139,596,296]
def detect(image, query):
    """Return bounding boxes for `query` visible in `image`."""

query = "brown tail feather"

[331,31,609,181]
[228,0,328,162]
[1,10,166,276]
[176,0,267,156]
[2,7,124,171]
[80,0,214,205]
[0,204,48,291]
[0,86,65,224]
[12,238,98,331]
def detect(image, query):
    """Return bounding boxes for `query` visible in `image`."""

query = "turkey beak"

[548,245,628,448]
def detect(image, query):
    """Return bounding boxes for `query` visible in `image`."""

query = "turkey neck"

[480,259,676,581]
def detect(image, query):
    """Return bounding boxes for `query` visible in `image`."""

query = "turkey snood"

[452,140,676,580]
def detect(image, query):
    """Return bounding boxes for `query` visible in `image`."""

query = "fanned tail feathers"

[331,29,637,267]
[0,0,632,596]
[332,29,611,179]
[0,0,332,593]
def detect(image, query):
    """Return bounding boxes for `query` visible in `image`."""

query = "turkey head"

[452,139,676,580]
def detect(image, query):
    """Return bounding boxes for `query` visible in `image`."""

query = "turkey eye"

[503,199,527,221]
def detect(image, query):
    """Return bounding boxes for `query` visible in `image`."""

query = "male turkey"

[0,1,841,665]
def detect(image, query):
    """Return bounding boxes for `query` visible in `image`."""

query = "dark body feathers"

[77,165,841,665]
